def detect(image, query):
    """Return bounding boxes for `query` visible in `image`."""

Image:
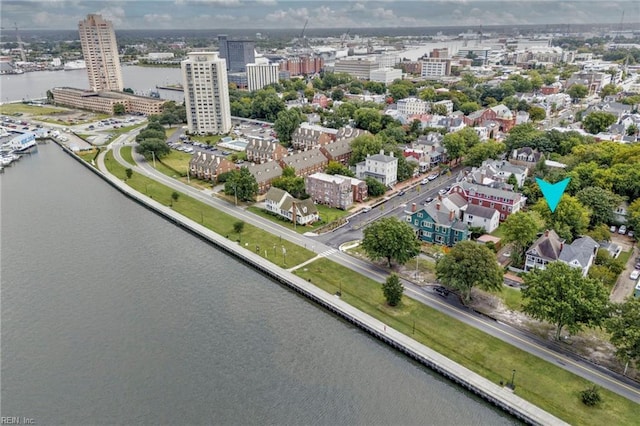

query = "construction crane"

[14,22,26,62]
[300,18,308,41]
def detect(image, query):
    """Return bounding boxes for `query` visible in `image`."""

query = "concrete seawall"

[56,141,568,426]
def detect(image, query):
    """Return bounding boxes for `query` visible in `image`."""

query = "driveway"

[610,233,638,302]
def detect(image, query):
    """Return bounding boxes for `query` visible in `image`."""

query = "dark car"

[424,197,433,204]
[398,190,406,196]
[433,286,449,297]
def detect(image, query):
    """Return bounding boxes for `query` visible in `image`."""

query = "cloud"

[95,6,126,26]
[255,0,277,5]
[144,14,172,23]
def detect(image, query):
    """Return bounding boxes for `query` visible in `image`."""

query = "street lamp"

[510,369,516,390]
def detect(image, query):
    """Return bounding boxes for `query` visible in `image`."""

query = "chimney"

[390,151,394,157]
[560,241,564,251]
[449,209,455,221]
[544,230,549,237]
[380,149,384,155]
[411,203,417,212]
[436,203,441,211]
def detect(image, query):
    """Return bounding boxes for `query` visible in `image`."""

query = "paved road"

[104,140,640,404]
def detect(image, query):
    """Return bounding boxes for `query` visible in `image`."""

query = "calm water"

[0,144,518,425]
[0,66,185,104]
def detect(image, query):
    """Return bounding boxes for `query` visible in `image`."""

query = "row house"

[278,148,328,177]
[414,133,448,169]
[335,127,368,142]
[406,198,470,247]
[450,181,526,222]
[189,152,235,182]
[462,204,500,234]
[524,230,598,277]
[355,150,398,187]
[320,139,352,165]
[463,104,516,133]
[311,93,329,109]
[247,161,283,195]
[264,187,319,225]
[290,123,337,151]
[245,137,288,164]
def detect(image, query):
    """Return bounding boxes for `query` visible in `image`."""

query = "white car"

[631,270,640,281]
[438,189,447,196]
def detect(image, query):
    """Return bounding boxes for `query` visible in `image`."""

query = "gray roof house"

[525,230,598,276]
[264,187,319,225]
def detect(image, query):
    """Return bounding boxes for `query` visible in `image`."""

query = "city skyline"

[1,1,639,31]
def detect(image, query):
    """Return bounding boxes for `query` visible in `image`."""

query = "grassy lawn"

[499,286,523,311]
[0,103,66,116]
[100,123,145,137]
[120,146,136,167]
[618,250,632,266]
[156,150,191,177]
[76,149,100,165]
[292,258,640,426]
[191,134,223,145]
[165,127,179,138]
[490,225,507,239]
[103,150,316,269]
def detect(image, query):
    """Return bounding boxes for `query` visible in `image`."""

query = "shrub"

[580,385,601,407]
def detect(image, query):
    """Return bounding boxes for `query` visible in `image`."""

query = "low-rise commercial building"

[52,87,165,115]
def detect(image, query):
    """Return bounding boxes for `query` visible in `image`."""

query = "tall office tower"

[217,34,255,72]
[78,14,123,92]
[181,52,232,135]
[246,63,279,91]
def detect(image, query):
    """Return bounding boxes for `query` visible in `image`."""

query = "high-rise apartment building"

[181,52,232,135]
[218,35,255,72]
[246,63,279,91]
[78,14,123,92]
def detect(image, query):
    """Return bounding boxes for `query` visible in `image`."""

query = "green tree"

[225,167,259,202]
[251,88,286,121]
[627,199,640,240]
[528,106,547,122]
[354,108,383,133]
[325,161,354,177]
[396,155,415,182]
[442,132,465,164]
[349,134,383,166]
[522,262,609,340]
[459,101,481,115]
[233,220,245,242]
[567,84,588,102]
[600,83,621,98]
[136,138,170,160]
[501,211,545,266]
[331,88,344,101]
[382,273,404,307]
[582,111,617,134]
[365,177,387,197]
[136,129,166,143]
[273,109,302,145]
[605,298,640,374]
[113,103,125,115]
[532,194,590,241]
[435,241,504,303]
[125,168,133,180]
[462,140,505,167]
[576,186,624,227]
[361,217,420,268]
[430,103,448,116]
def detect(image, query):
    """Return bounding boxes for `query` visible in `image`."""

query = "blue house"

[407,197,470,247]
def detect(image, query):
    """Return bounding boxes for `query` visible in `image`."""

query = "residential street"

[101,138,640,404]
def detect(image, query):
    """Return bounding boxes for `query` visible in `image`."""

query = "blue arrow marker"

[536,177,570,213]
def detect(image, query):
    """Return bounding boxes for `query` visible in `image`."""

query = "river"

[0,66,185,104]
[0,144,519,425]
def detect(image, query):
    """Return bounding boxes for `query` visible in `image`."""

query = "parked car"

[398,190,406,196]
[631,270,640,281]
[433,286,450,297]
[421,178,428,185]
[424,197,433,204]
[427,173,438,181]
[628,230,634,238]
[619,225,627,235]
[438,189,447,196]
[610,225,617,233]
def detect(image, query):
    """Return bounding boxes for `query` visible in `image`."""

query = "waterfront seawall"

[56,140,568,426]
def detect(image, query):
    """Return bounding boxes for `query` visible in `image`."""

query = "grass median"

[104,150,316,269]
[293,257,640,426]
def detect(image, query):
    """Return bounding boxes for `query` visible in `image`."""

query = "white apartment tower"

[78,14,123,92]
[181,52,232,135]
[246,63,280,92]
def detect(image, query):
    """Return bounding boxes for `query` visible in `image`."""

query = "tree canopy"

[531,194,590,242]
[273,108,302,145]
[582,112,616,135]
[522,262,609,340]
[435,241,503,303]
[361,217,420,267]
[224,167,259,202]
[605,298,640,373]
[500,211,545,267]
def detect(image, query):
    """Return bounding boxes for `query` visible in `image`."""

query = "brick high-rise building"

[78,14,123,92]
[279,56,324,76]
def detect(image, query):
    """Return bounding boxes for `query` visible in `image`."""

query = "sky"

[1,0,639,31]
